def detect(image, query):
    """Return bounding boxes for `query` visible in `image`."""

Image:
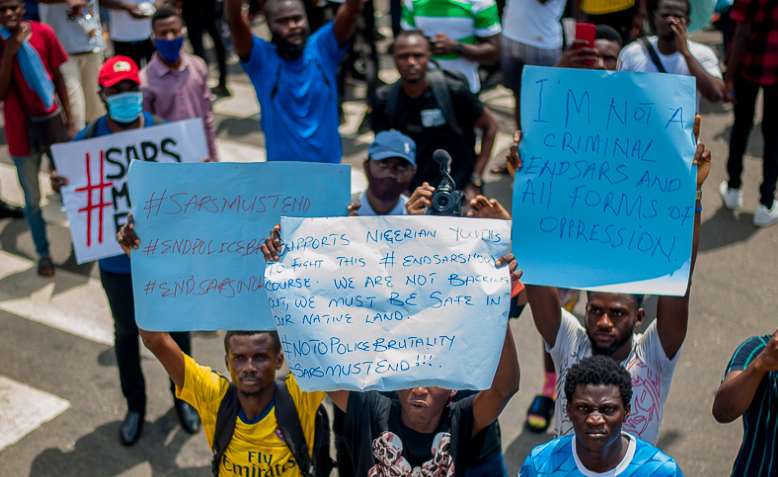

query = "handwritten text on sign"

[52,119,207,263]
[129,161,351,331]
[513,67,697,295]
[264,216,511,392]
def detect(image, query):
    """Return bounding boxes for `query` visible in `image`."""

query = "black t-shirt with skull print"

[343,391,477,476]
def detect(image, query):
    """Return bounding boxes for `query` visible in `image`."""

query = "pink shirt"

[140,52,218,160]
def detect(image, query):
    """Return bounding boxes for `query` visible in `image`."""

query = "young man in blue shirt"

[520,355,683,476]
[225,0,364,164]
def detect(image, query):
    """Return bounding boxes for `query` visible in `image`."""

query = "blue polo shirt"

[241,22,345,163]
[73,112,158,275]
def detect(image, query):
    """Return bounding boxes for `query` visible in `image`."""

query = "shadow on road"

[504,426,554,475]
[28,409,207,477]
[699,206,758,252]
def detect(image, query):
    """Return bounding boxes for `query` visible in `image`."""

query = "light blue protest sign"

[513,66,696,295]
[129,161,351,331]
[264,216,512,392]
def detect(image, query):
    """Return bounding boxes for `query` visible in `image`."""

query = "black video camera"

[428,149,464,217]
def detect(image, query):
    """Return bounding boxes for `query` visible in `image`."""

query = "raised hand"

[466,195,511,220]
[405,182,435,215]
[755,330,778,373]
[692,115,711,189]
[116,214,139,255]
[261,224,283,261]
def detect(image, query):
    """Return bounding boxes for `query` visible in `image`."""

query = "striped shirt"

[401,0,501,92]
[724,335,778,477]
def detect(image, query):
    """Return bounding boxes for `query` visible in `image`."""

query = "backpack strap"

[211,381,240,477]
[274,378,314,477]
[640,38,667,74]
[427,68,463,137]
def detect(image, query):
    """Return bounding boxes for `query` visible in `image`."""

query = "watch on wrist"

[471,174,484,188]
[453,42,465,55]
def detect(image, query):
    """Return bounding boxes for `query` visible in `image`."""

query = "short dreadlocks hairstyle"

[564,355,633,409]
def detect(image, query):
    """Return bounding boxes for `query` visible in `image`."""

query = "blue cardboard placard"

[129,161,351,330]
[513,66,696,295]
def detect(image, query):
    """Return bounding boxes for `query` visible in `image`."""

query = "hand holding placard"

[263,215,514,391]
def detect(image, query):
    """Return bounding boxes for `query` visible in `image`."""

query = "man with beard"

[524,128,711,444]
[351,130,417,216]
[520,356,682,476]
[225,0,363,163]
[617,0,725,103]
[371,30,497,195]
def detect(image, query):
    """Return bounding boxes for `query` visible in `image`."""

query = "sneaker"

[719,181,743,210]
[754,201,778,227]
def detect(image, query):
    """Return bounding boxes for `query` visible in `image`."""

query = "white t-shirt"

[547,309,681,444]
[109,0,152,42]
[617,36,722,78]
[573,433,637,476]
[501,0,566,50]
[39,1,103,54]
[356,191,408,216]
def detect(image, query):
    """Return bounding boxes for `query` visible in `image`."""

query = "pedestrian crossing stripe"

[0,375,70,452]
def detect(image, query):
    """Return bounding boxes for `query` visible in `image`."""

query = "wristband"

[696,189,702,201]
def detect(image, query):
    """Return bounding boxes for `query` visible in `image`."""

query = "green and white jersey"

[401,0,501,92]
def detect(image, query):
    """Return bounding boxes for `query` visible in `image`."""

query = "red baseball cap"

[98,56,140,88]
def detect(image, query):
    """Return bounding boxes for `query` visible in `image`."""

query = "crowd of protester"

[0,0,777,474]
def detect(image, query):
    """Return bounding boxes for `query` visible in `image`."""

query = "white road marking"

[0,250,114,346]
[0,375,70,452]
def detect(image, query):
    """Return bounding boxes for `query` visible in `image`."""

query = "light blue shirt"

[357,191,408,216]
[241,23,345,163]
[520,434,683,476]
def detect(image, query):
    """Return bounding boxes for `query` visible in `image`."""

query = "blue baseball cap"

[368,130,416,167]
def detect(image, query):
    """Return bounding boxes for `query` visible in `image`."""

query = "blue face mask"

[106,92,143,123]
[154,36,184,63]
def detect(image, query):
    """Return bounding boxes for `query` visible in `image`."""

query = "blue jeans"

[13,154,49,258]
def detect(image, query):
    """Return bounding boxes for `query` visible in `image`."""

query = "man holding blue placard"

[52,56,200,447]
[523,124,712,445]
[224,0,363,163]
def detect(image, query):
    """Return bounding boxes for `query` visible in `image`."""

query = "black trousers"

[727,78,778,207]
[100,269,191,412]
[182,0,228,86]
[112,38,155,68]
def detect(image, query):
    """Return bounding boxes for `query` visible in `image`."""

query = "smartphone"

[575,22,596,49]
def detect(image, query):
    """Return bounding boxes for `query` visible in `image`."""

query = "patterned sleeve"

[546,308,586,364]
[518,457,538,477]
[729,0,758,23]
[725,336,768,374]
[472,0,501,38]
[401,0,416,30]
[636,320,681,375]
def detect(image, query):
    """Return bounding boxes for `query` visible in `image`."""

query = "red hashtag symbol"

[75,151,113,247]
